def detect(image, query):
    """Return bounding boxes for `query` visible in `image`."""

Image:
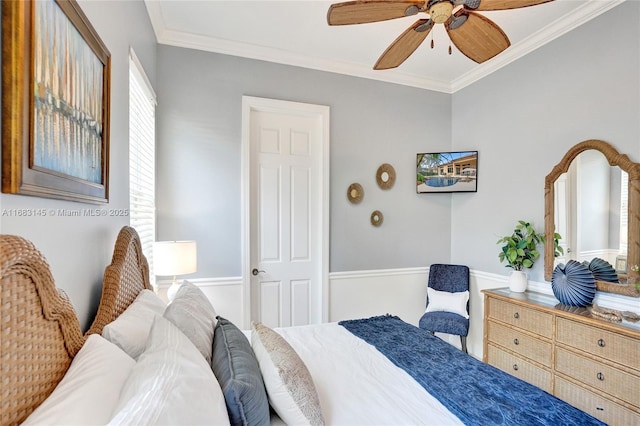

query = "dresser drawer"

[555,376,640,426]
[555,347,640,408]
[487,320,552,367]
[556,318,640,371]
[488,298,553,338]
[487,344,552,392]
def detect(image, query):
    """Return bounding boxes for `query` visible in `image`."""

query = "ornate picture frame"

[2,0,111,203]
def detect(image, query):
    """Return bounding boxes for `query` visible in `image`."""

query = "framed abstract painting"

[2,0,111,203]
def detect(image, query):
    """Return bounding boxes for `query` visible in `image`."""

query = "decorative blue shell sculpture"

[587,257,619,283]
[552,260,596,307]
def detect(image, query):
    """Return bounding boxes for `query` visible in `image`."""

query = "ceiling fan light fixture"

[405,5,421,16]
[448,13,468,30]
[415,20,434,32]
[463,0,481,10]
[428,1,454,24]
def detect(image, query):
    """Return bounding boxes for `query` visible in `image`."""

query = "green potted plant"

[497,220,546,292]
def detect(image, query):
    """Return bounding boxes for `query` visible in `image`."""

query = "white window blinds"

[620,170,628,253]
[129,49,157,287]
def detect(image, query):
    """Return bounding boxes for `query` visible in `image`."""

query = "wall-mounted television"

[416,151,478,193]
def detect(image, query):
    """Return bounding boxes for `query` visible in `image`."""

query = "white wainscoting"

[157,277,244,327]
[330,268,640,359]
[328,267,429,325]
[160,268,639,360]
[330,268,509,359]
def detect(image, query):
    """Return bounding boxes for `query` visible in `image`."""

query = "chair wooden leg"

[460,336,468,354]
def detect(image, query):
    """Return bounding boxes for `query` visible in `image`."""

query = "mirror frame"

[544,140,640,297]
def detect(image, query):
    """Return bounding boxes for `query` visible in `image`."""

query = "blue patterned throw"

[339,315,604,426]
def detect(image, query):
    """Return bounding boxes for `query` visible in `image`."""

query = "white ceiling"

[144,0,624,93]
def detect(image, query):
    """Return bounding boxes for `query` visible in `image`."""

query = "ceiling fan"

[327,0,554,69]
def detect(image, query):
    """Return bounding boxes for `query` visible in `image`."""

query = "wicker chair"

[419,264,470,353]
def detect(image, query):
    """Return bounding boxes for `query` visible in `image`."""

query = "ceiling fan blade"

[445,10,509,63]
[464,0,553,11]
[327,1,424,25]
[374,19,433,70]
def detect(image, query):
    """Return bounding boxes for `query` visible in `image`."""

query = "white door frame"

[240,96,330,329]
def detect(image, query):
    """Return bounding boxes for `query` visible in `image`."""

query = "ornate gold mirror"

[544,140,640,297]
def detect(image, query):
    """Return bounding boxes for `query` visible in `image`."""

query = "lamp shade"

[153,241,197,276]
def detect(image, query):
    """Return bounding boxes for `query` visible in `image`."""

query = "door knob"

[252,268,265,276]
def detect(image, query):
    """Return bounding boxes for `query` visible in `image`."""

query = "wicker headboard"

[0,235,85,425]
[86,226,152,336]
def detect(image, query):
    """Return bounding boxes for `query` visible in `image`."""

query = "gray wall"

[156,47,453,277]
[450,1,640,282]
[3,1,637,326]
[0,0,157,330]
[158,2,639,283]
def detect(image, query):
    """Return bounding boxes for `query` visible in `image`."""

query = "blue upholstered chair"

[419,264,470,353]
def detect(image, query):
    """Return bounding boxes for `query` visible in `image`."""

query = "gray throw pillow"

[211,317,269,426]
[163,281,217,363]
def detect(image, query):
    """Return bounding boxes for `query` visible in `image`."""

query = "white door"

[241,97,329,329]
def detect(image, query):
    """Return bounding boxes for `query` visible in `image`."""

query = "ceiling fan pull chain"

[449,44,452,55]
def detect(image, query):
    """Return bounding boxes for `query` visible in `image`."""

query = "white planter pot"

[509,270,528,292]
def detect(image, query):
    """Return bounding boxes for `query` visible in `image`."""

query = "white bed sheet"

[274,322,463,426]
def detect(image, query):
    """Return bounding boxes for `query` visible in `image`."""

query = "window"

[129,49,157,287]
[620,170,628,253]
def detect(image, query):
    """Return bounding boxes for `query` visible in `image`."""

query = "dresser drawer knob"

[513,338,520,345]
[597,372,605,381]
[597,338,606,347]
[513,312,520,319]
[512,364,519,371]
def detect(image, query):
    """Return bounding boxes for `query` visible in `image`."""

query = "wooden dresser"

[483,288,640,425]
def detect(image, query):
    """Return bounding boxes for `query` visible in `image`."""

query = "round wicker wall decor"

[347,183,364,204]
[376,163,396,189]
[370,210,384,227]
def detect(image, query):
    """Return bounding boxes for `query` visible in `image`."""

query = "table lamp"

[154,240,197,301]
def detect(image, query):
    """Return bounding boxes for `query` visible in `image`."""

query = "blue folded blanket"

[340,315,604,426]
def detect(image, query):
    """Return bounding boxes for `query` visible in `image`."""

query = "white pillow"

[251,322,324,426]
[163,280,217,363]
[23,334,135,426]
[425,288,470,319]
[108,315,230,426]
[102,289,166,359]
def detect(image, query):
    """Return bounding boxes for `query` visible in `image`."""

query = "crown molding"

[451,0,625,92]
[144,1,453,93]
[145,0,624,94]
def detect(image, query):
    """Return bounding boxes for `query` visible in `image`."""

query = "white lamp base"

[167,279,183,302]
